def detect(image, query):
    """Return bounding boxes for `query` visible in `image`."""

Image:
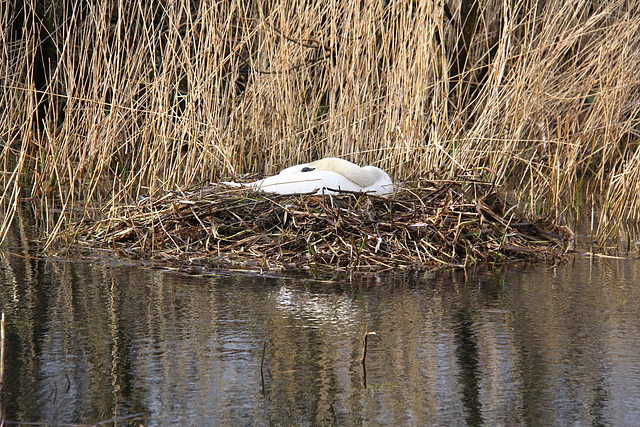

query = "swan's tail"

[219,181,244,188]
[219,181,261,189]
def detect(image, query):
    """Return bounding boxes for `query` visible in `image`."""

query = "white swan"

[222,158,394,196]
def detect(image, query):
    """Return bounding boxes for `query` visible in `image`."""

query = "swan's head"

[308,158,392,188]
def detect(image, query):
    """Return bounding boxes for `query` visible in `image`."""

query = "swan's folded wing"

[255,170,362,194]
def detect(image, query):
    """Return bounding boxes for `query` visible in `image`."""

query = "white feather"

[222,158,393,196]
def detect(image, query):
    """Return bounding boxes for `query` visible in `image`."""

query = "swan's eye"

[301,167,315,172]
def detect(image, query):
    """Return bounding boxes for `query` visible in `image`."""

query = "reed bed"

[2,0,640,248]
[73,180,570,272]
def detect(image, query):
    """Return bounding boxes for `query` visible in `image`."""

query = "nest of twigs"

[74,179,571,272]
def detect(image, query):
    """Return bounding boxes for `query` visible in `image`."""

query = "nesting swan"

[223,158,393,196]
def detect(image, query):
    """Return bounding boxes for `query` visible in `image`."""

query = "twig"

[361,329,379,364]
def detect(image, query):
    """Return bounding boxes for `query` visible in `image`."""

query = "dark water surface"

[2,236,640,425]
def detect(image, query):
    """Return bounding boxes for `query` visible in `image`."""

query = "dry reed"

[1,0,640,247]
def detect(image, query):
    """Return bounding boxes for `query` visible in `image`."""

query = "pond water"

[1,222,640,425]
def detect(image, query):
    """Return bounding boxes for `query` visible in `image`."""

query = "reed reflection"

[1,221,640,425]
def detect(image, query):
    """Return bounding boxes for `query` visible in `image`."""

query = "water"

[2,230,640,425]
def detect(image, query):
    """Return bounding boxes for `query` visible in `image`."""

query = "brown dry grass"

[1,0,640,246]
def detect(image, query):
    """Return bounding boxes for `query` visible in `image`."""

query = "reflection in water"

[2,213,640,424]
[455,308,482,426]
